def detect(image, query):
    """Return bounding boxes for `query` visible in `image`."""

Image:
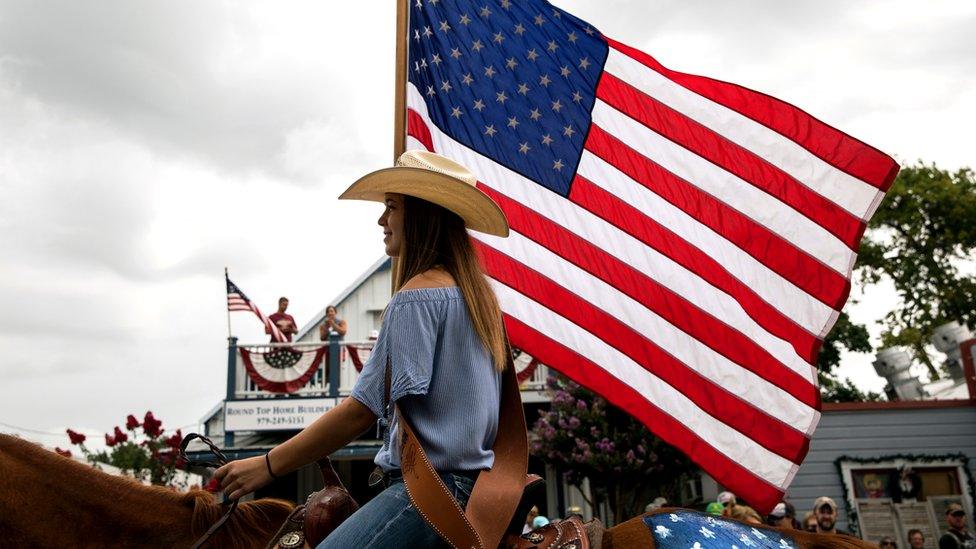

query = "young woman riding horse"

[215,150,512,548]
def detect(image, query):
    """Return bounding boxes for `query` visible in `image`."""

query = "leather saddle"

[265,458,357,549]
[502,515,604,549]
[267,461,550,549]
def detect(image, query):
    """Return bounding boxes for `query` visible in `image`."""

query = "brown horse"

[0,434,294,548]
[3,434,879,548]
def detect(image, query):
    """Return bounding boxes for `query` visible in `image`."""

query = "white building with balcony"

[195,257,557,511]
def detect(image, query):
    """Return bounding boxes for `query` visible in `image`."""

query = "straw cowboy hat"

[339,150,510,237]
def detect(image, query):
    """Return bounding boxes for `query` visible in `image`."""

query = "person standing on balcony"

[318,305,348,340]
[268,297,298,342]
[213,150,512,548]
[319,305,348,383]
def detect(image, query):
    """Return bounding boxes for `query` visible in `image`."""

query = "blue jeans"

[317,471,476,548]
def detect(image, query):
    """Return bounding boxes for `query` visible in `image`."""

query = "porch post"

[328,334,341,398]
[224,336,237,448]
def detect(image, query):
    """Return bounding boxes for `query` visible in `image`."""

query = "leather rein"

[179,433,240,549]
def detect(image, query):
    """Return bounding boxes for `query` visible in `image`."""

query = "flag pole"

[392,0,409,292]
[224,267,233,339]
[393,0,408,161]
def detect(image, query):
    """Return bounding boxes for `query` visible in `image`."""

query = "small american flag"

[226,275,287,343]
[404,0,898,511]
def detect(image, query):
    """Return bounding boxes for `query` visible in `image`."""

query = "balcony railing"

[226,337,550,399]
[229,339,367,399]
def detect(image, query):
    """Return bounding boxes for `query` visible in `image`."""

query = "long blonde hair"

[394,196,507,371]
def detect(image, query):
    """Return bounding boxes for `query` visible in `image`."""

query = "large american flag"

[404,0,897,511]
[226,275,287,343]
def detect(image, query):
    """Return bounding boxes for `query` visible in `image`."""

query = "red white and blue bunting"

[241,344,541,393]
[239,346,327,394]
[512,348,541,384]
[346,344,372,373]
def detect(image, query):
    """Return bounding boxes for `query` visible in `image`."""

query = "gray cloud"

[0,134,269,281]
[883,14,976,74]
[565,0,846,52]
[0,0,375,183]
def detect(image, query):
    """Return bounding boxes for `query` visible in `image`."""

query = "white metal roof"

[295,256,390,340]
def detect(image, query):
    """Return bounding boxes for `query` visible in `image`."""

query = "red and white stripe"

[403,38,896,511]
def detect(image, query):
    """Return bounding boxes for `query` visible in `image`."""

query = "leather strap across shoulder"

[399,411,484,547]
[464,362,527,547]
[386,340,528,549]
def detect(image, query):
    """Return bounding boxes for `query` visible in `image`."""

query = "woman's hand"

[213,454,274,500]
[208,399,375,502]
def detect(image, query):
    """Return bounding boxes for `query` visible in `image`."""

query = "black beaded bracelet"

[265,452,278,480]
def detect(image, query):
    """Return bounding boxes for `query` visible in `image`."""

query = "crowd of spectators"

[692,491,973,548]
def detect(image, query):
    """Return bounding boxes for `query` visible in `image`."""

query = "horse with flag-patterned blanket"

[2,434,879,548]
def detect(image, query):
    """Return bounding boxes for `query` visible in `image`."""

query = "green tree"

[530,374,695,524]
[817,312,882,402]
[815,163,975,399]
[856,163,976,379]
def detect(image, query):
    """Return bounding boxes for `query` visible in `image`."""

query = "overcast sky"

[2,0,974,447]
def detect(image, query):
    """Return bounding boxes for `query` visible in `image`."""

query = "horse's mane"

[186,490,295,548]
[1,434,294,547]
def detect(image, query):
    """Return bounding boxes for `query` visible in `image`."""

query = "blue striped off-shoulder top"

[350,286,502,472]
